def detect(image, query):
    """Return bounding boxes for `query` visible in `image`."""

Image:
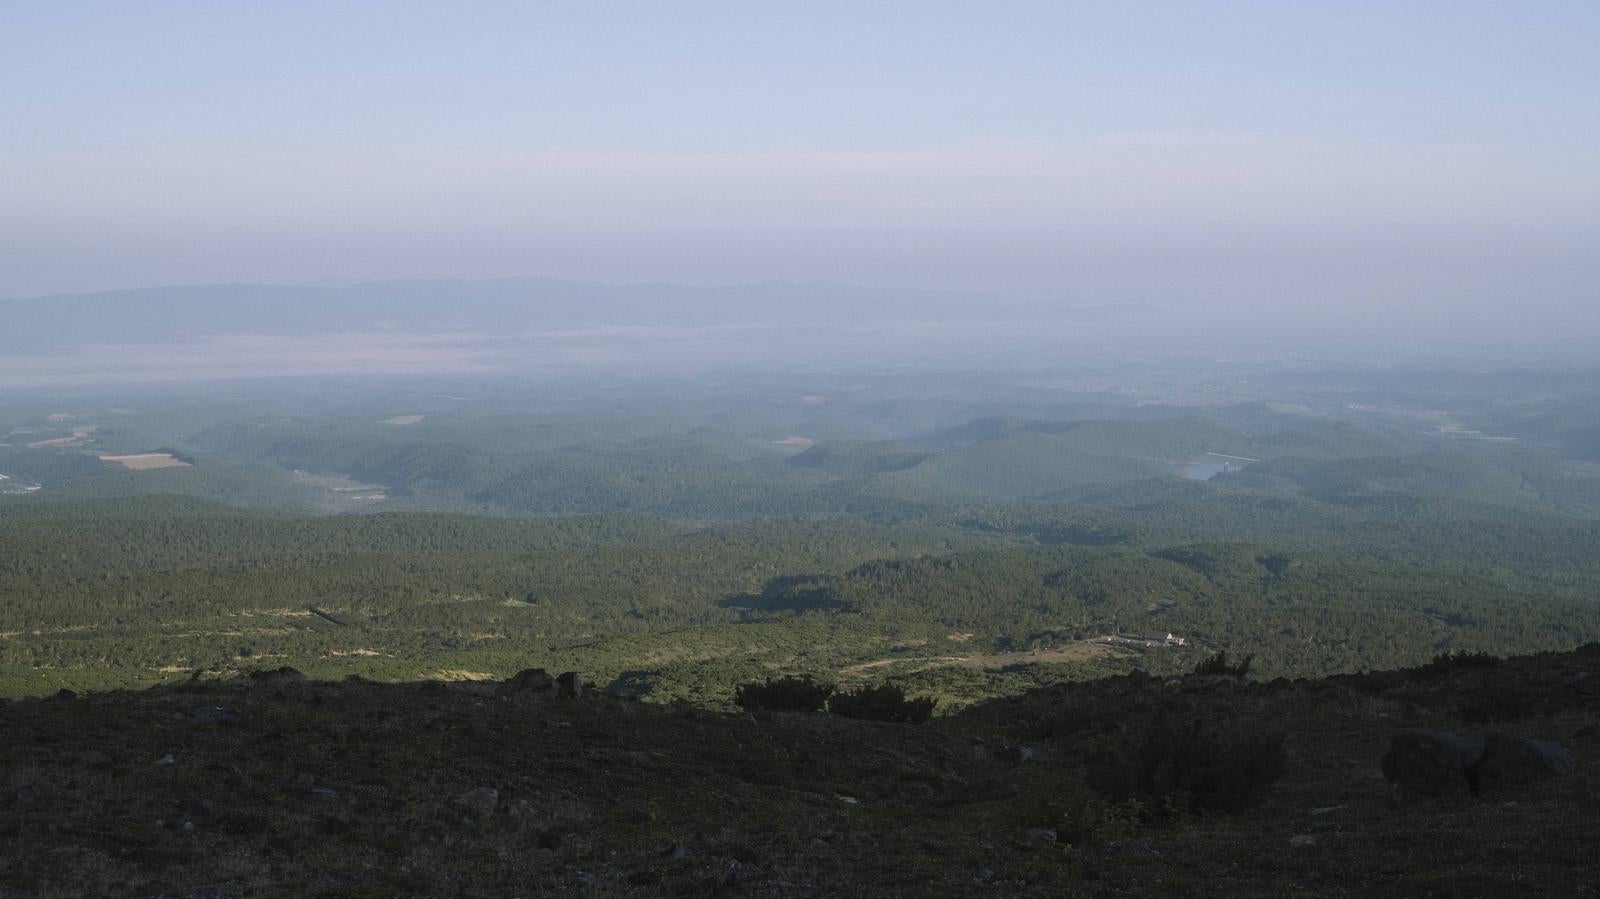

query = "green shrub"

[829,683,936,723]
[733,675,834,713]
[1085,716,1286,817]
[1194,651,1252,677]
[1458,681,1534,723]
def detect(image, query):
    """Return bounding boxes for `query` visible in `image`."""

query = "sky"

[3,1,1599,325]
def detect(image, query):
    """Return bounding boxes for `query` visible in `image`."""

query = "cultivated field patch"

[100,453,191,470]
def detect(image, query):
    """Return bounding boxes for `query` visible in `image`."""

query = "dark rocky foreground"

[2,646,1597,898]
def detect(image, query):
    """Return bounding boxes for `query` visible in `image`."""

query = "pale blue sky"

[4,1,1598,317]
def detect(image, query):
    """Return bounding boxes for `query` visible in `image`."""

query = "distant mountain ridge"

[4,277,1152,352]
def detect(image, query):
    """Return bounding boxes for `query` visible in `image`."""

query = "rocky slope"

[2,646,1596,898]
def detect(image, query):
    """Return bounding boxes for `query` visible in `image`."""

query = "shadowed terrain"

[3,646,1596,898]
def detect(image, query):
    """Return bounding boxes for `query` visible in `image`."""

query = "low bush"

[829,683,936,723]
[1458,681,1535,723]
[733,675,834,713]
[1085,716,1286,817]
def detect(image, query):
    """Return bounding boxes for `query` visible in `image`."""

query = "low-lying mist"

[4,277,1597,390]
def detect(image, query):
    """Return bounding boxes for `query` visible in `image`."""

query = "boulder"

[498,668,554,694]
[1570,672,1600,697]
[996,744,1034,764]
[248,666,304,684]
[453,787,499,818]
[1382,730,1575,805]
[1475,734,1576,785]
[1019,827,1058,847]
[1381,731,1485,805]
[556,672,583,698]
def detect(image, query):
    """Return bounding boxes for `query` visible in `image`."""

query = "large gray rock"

[248,666,304,684]
[1382,730,1575,805]
[498,668,554,695]
[1475,734,1576,785]
[1381,731,1485,805]
[556,672,583,698]
[453,787,499,818]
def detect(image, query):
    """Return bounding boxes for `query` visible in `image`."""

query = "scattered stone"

[309,787,338,800]
[1309,805,1346,816]
[1020,827,1058,846]
[53,688,77,701]
[454,786,499,818]
[1570,672,1600,697]
[529,848,555,866]
[1289,834,1317,847]
[154,754,176,766]
[121,846,191,868]
[498,668,554,694]
[556,672,583,698]
[186,705,238,724]
[664,842,688,860]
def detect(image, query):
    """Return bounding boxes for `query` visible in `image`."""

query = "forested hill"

[3,496,1599,702]
[6,368,1600,705]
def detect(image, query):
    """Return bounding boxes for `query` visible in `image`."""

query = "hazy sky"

[4,2,1598,319]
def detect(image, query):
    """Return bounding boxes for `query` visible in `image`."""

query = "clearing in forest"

[99,453,191,470]
[840,641,1119,677]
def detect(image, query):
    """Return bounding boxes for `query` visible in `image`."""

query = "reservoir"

[1183,461,1229,480]
[1183,453,1259,480]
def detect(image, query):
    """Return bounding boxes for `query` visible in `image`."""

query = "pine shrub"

[1085,716,1286,817]
[1193,651,1252,677]
[733,675,834,713]
[829,683,936,723]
